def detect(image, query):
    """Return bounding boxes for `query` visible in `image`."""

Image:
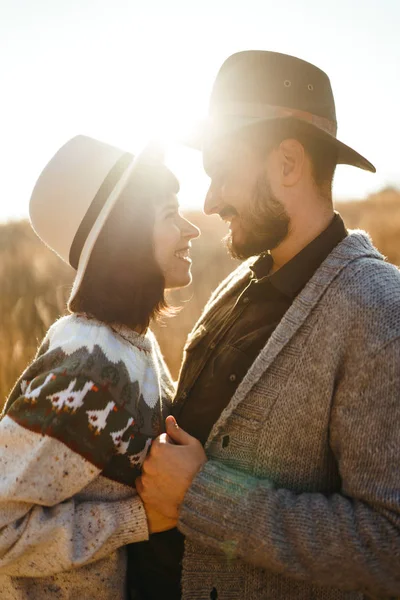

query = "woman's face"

[153,194,200,289]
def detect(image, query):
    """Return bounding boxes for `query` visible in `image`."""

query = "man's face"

[203,136,290,259]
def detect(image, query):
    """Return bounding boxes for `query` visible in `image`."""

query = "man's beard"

[223,174,290,260]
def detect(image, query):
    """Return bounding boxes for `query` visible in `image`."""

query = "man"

[136,51,400,599]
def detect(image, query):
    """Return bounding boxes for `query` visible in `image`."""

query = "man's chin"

[224,232,268,261]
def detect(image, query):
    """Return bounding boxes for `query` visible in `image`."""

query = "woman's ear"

[279,139,305,186]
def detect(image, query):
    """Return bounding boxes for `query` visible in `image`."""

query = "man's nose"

[203,187,222,216]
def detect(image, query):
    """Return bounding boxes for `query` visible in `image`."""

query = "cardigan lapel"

[184,258,253,347]
[205,231,383,448]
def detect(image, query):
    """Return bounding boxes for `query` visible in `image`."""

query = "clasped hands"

[136,416,207,534]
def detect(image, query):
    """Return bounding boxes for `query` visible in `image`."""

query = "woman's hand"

[145,504,177,533]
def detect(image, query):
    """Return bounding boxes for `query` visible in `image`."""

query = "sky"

[1,0,399,221]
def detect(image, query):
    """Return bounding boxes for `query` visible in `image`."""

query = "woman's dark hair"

[69,162,179,333]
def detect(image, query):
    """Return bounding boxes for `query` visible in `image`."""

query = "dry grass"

[0,221,73,403]
[1,187,399,407]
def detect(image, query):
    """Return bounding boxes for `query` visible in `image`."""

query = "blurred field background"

[1,186,400,408]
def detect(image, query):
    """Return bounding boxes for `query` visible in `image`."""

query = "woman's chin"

[165,270,192,290]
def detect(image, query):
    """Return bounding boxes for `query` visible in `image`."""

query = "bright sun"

[117,110,211,214]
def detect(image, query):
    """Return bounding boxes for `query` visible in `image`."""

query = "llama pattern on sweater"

[47,378,96,413]
[3,314,169,485]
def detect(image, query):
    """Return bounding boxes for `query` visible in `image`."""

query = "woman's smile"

[174,247,192,263]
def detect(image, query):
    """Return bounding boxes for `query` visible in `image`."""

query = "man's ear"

[279,139,305,186]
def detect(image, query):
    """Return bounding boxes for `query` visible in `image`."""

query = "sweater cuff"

[178,460,272,552]
[113,495,149,544]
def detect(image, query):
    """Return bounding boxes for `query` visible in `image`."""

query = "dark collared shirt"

[128,213,347,600]
[174,212,347,444]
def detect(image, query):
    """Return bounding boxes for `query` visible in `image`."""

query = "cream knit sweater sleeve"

[0,415,148,577]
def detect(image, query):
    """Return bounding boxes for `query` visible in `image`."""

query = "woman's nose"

[183,219,200,240]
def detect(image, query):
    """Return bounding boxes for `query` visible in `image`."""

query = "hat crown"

[209,50,336,124]
[185,50,375,174]
[29,135,130,265]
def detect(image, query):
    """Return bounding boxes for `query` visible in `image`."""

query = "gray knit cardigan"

[178,231,400,600]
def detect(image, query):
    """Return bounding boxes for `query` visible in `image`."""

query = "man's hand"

[136,416,207,520]
[144,503,177,534]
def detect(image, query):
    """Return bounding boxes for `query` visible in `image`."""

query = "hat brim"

[69,144,157,304]
[182,115,376,174]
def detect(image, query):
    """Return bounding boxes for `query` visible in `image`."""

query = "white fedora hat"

[30,135,156,303]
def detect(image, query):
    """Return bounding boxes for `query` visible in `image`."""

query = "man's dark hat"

[186,50,375,173]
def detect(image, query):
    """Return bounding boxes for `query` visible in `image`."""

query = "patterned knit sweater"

[0,314,174,600]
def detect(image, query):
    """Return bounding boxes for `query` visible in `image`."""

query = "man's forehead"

[203,137,241,177]
[203,119,285,177]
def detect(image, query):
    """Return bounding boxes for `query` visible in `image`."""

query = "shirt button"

[222,435,230,448]
[229,374,237,382]
[210,341,216,349]
[180,391,188,401]
[242,297,250,304]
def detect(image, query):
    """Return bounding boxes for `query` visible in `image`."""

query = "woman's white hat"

[30,135,151,303]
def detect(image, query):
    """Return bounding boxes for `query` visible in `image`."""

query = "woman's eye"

[214,169,227,185]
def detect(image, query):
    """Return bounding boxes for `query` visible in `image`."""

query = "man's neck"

[270,207,335,273]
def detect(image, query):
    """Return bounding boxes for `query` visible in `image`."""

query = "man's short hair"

[242,120,338,195]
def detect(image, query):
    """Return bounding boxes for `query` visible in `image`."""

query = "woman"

[0,135,199,599]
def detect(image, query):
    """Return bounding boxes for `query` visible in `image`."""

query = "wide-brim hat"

[184,51,375,173]
[29,135,161,304]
